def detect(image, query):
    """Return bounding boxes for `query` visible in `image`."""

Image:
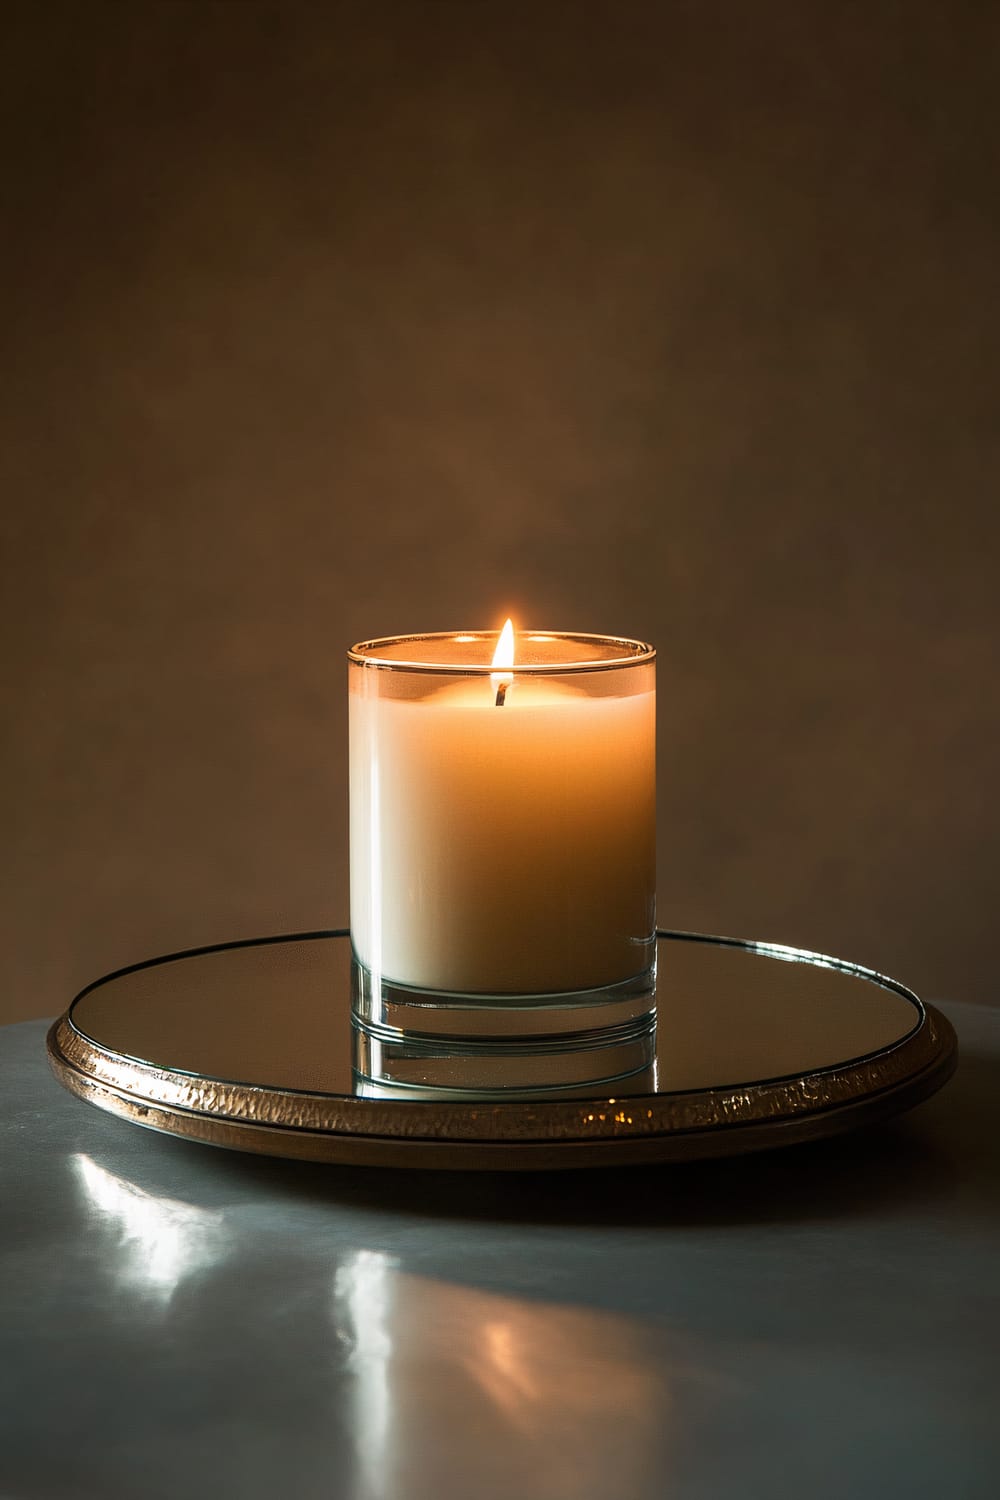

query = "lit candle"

[349,624,655,1004]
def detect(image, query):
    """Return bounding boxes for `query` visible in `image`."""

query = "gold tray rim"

[45,930,958,1169]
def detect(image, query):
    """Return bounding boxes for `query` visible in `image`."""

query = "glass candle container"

[348,628,656,1053]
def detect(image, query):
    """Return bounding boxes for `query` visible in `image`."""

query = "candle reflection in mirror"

[351,1005,658,1096]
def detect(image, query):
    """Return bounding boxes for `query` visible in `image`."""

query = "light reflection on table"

[332,1249,672,1500]
[72,1152,227,1310]
[72,1151,680,1497]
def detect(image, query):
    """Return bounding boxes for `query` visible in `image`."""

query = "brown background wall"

[2,1,997,1024]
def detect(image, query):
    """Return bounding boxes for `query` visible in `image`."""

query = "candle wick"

[495,681,509,707]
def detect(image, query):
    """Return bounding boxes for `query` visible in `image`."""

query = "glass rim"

[347,629,656,675]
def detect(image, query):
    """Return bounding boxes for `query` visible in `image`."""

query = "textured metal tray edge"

[46,1005,957,1170]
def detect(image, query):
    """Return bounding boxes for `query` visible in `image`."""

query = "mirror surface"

[68,931,921,1099]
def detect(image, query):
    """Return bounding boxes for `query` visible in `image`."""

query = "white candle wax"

[350,672,655,995]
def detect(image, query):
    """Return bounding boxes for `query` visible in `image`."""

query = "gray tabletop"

[2,1006,997,1500]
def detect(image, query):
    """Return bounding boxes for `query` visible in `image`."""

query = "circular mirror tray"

[47,930,956,1170]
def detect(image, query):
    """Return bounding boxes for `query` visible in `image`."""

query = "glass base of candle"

[352,1015,657,1097]
[350,959,657,1094]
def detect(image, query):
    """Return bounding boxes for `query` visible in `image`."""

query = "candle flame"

[491,618,515,706]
